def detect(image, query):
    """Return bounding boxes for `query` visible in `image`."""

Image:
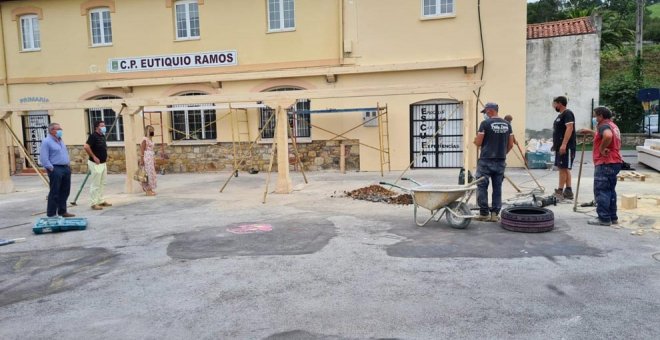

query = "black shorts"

[555,148,576,169]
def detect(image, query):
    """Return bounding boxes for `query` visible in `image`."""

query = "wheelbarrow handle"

[466,177,486,187]
[401,177,422,186]
[379,181,411,193]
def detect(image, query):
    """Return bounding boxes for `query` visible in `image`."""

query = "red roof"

[527,17,596,40]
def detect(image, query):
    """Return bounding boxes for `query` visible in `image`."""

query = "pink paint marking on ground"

[227,224,273,234]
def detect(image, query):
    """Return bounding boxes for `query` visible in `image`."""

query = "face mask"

[483,113,488,120]
[56,130,63,138]
[100,127,107,134]
[592,117,598,127]
[149,131,155,137]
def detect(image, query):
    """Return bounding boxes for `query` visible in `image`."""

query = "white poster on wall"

[107,50,237,73]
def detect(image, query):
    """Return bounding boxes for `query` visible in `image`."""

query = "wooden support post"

[122,105,142,194]
[274,104,292,194]
[340,143,346,174]
[0,114,15,193]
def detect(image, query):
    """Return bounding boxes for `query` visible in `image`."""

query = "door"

[22,111,50,168]
[410,102,463,168]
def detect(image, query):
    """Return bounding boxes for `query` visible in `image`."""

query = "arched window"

[260,87,310,139]
[87,96,123,142]
[20,14,40,51]
[170,92,216,141]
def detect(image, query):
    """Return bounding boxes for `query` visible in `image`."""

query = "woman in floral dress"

[139,125,157,196]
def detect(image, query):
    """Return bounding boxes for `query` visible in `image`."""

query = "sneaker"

[99,202,112,207]
[474,214,491,222]
[59,213,75,218]
[91,205,103,210]
[563,188,574,200]
[554,188,564,200]
[489,212,500,222]
[587,218,611,226]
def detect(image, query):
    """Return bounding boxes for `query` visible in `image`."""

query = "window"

[422,0,454,17]
[90,8,112,46]
[268,0,295,32]
[20,15,40,51]
[260,87,310,139]
[170,92,216,141]
[87,96,124,142]
[175,0,200,40]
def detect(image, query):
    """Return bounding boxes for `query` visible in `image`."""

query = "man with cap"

[473,102,514,222]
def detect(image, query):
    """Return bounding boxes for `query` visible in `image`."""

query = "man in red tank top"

[578,106,623,226]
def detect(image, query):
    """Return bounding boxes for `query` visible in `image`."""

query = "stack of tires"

[500,207,554,233]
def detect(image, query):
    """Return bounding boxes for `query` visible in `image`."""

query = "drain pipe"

[0,5,16,174]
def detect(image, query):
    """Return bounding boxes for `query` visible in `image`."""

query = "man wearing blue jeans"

[39,122,75,218]
[578,106,623,226]
[473,103,514,222]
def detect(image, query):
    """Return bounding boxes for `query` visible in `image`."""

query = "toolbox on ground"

[526,151,552,169]
[33,217,88,234]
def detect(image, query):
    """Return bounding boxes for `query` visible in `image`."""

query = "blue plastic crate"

[33,217,88,234]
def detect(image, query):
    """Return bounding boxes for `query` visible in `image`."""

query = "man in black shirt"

[473,102,514,222]
[84,120,112,210]
[551,96,576,200]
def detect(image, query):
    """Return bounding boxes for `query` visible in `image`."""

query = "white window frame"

[170,93,217,142]
[20,15,41,51]
[174,0,200,40]
[87,96,124,144]
[89,8,113,47]
[267,0,295,32]
[421,0,455,19]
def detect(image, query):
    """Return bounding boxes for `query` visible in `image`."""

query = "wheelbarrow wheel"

[446,201,472,229]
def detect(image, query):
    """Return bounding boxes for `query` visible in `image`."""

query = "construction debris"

[341,185,412,205]
[617,171,646,181]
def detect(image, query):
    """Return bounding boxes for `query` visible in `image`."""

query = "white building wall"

[525,33,600,140]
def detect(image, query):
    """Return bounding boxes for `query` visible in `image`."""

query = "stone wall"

[23,139,360,174]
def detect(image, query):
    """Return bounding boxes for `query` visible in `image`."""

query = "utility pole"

[635,0,645,57]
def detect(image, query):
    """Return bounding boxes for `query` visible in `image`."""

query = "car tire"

[500,207,554,233]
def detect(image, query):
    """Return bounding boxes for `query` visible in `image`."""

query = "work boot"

[563,187,574,200]
[554,188,564,200]
[489,212,500,222]
[99,202,113,207]
[474,213,491,222]
[91,205,103,210]
[587,218,611,226]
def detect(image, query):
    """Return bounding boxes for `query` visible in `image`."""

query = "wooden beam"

[122,106,142,194]
[0,81,484,112]
[0,115,15,193]
[95,59,484,89]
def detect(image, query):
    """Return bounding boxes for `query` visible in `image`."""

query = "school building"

[0,0,526,193]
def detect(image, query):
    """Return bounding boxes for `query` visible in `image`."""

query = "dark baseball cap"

[481,102,499,113]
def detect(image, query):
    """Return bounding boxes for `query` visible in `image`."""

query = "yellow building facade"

[0,0,527,192]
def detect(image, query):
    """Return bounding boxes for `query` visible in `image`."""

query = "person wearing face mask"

[84,120,111,210]
[139,125,157,196]
[473,102,514,222]
[551,96,577,200]
[578,106,623,226]
[39,123,75,217]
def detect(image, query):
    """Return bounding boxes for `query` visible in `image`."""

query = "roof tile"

[527,17,596,40]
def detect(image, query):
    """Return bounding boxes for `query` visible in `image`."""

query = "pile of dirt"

[343,185,412,205]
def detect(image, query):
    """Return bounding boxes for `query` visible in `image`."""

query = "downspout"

[339,0,344,65]
[0,4,16,174]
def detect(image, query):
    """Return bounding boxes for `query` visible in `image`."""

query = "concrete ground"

[1,151,659,340]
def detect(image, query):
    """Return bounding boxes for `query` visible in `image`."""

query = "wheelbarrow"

[380,177,485,229]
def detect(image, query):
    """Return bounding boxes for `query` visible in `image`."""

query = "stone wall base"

[12,140,360,174]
